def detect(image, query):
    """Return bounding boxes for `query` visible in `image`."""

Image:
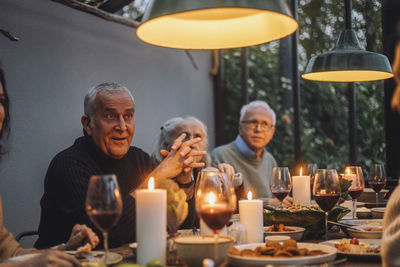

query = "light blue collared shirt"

[234,135,264,159]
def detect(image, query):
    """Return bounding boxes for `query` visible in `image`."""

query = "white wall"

[0,0,214,246]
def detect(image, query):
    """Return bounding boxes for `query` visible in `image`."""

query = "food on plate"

[229,239,327,258]
[362,227,383,232]
[264,224,295,232]
[357,207,371,212]
[77,243,92,252]
[334,238,380,254]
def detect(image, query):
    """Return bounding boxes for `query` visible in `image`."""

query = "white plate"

[321,239,381,260]
[263,226,305,241]
[66,251,123,265]
[227,242,337,266]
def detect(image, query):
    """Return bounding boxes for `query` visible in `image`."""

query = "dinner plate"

[7,253,40,262]
[339,219,383,239]
[66,250,123,265]
[227,242,337,266]
[320,239,381,260]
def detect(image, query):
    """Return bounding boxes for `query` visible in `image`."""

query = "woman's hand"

[15,250,81,267]
[63,224,99,251]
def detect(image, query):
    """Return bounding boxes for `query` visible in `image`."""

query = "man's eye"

[105,114,114,119]
[261,122,269,127]
[124,114,133,120]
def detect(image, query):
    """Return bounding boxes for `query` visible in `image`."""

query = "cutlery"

[328,220,359,230]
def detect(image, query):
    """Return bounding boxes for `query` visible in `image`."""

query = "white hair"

[151,116,210,166]
[239,100,276,125]
[84,82,134,117]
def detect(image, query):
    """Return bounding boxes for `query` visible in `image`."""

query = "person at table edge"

[211,100,293,207]
[35,82,205,249]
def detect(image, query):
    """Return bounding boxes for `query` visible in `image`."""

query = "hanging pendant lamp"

[136,0,298,50]
[302,29,393,82]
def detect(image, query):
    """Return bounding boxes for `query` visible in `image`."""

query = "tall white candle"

[293,168,311,206]
[136,177,166,265]
[239,191,263,243]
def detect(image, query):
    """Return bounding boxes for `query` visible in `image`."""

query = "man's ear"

[81,115,92,136]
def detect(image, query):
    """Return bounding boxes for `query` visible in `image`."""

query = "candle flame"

[346,168,350,175]
[247,191,253,200]
[300,168,303,176]
[148,177,155,190]
[206,192,216,204]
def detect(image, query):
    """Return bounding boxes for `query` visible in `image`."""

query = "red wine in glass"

[270,167,292,206]
[88,210,121,232]
[314,194,340,212]
[271,190,290,202]
[199,206,234,232]
[349,188,364,200]
[369,181,386,193]
[313,169,341,240]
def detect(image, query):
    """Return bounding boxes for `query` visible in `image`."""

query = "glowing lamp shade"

[302,30,393,82]
[136,0,298,49]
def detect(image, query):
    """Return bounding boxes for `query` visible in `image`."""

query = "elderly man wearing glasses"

[211,100,293,207]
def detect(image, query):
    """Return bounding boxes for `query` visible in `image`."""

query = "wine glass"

[270,167,292,206]
[344,166,365,219]
[195,169,235,263]
[86,174,122,265]
[313,169,341,240]
[368,164,387,206]
[302,163,318,194]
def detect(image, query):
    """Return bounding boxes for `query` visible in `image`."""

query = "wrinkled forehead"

[95,90,135,110]
[243,106,273,122]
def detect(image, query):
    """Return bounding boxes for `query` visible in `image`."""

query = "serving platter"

[339,219,383,239]
[321,239,381,260]
[227,242,336,266]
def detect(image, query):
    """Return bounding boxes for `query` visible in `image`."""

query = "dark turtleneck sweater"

[35,136,153,249]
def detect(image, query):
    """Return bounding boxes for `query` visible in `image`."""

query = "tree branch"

[0,28,19,41]
[51,0,139,28]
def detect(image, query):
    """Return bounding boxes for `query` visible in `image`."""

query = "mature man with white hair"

[211,100,293,207]
[35,82,205,249]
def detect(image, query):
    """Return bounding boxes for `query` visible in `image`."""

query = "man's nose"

[115,116,127,131]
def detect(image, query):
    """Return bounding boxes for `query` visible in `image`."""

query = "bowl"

[371,207,385,219]
[357,211,373,219]
[346,225,383,239]
[264,235,291,243]
[174,235,233,267]
[263,226,305,241]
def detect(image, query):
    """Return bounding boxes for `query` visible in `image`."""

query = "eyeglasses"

[241,120,274,131]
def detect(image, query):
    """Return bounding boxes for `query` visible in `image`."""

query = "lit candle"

[136,177,166,265]
[343,168,357,187]
[293,168,311,206]
[239,191,263,243]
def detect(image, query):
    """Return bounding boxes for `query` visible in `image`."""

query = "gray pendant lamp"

[302,1,393,82]
[136,0,298,50]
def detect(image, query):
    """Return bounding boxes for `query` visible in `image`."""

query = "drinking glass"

[86,174,122,265]
[368,164,387,205]
[313,169,341,240]
[195,169,235,263]
[302,163,318,194]
[344,166,365,219]
[270,167,292,206]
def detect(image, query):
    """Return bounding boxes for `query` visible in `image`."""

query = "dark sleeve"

[34,154,94,248]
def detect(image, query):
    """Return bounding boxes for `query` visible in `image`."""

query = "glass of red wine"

[86,174,122,265]
[270,167,292,206]
[313,169,341,240]
[368,164,387,206]
[195,169,235,263]
[344,166,365,219]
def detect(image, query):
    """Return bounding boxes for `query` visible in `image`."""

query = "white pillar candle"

[136,177,166,265]
[292,168,311,206]
[239,191,263,243]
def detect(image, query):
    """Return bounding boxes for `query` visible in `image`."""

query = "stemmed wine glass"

[196,169,235,263]
[302,163,318,195]
[270,167,292,206]
[344,166,365,219]
[368,164,387,206]
[313,169,341,240]
[86,174,122,265]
